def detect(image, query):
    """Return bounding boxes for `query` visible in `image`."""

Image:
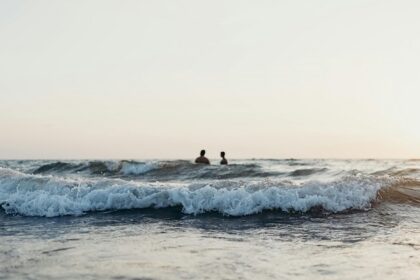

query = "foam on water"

[119,161,157,175]
[0,167,396,217]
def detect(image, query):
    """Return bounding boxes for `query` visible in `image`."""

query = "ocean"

[0,159,419,279]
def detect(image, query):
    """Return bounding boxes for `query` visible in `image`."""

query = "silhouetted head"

[220,151,225,158]
[200,150,206,156]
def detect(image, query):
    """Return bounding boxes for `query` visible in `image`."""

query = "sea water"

[0,159,419,279]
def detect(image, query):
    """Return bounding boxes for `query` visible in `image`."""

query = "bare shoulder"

[195,157,210,164]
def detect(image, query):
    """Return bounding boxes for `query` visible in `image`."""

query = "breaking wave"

[1,167,417,217]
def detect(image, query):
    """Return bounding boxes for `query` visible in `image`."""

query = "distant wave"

[31,160,282,180]
[389,168,420,177]
[371,167,420,177]
[23,160,420,181]
[1,167,416,217]
[32,160,156,176]
[289,168,328,177]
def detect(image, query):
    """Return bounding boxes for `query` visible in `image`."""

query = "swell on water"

[1,167,418,217]
[377,178,420,204]
[32,160,156,176]
[31,160,283,180]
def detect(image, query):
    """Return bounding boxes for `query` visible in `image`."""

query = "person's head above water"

[195,149,210,164]
[220,151,228,165]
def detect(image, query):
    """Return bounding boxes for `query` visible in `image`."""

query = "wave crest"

[0,167,404,217]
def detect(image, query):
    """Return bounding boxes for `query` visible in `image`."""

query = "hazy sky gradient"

[1,0,420,159]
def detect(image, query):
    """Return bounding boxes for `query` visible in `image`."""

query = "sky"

[1,0,420,159]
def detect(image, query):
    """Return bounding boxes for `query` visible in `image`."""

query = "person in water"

[220,151,228,165]
[195,149,210,164]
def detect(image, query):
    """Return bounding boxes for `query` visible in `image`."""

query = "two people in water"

[195,149,228,165]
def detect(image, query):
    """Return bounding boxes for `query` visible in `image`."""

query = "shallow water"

[1,159,419,279]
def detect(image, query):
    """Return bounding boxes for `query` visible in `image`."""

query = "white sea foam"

[0,167,393,217]
[119,161,156,175]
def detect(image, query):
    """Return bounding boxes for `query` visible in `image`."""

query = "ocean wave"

[371,168,420,178]
[32,160,156,176]
[0,167,411,217]
[289,168,328,177]
[390,168,420,177]
[30,160,281,180]
[33,162,79,173]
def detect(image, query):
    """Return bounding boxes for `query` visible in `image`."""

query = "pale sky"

[1,0,420,159]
